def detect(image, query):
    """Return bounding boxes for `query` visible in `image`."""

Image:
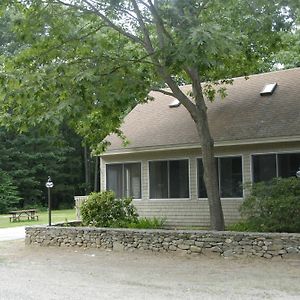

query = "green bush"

[127,217,166,229]
[239,177,300,233]
[226,221,256,232]
[80,191,138,227]
[0,170,21,213]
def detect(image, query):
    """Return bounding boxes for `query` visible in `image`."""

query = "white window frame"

[105,161,142,200]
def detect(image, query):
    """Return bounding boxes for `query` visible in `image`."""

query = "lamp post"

[46,176,54,226]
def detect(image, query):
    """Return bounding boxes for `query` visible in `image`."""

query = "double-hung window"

[149,159,189,199]
[252,152,300,182]
[198,156,243,198]
[106,163,141,199]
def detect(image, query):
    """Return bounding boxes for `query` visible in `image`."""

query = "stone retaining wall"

[25,226,300,259]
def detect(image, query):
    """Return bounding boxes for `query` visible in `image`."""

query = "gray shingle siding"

[100,142,300,227]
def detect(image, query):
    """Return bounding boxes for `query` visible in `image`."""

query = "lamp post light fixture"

[296,168,300,179]
[46,176,54,226]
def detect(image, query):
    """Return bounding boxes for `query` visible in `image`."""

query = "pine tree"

[0,170,21,213]
[0,127,85,209]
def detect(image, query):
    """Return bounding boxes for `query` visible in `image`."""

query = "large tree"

[0,9,88,208]
[0,1,295,229]
[0,3,152,151]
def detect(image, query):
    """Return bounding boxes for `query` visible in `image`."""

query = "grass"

[0,209,76,228]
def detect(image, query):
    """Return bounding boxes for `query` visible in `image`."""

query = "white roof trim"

[101,135,300,156]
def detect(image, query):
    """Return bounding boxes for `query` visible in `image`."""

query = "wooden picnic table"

[9,209,39,222]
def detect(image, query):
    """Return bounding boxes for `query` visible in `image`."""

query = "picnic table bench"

[9,209,39,222]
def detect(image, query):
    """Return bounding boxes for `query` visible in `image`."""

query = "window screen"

[278,153,300,178]
[106,163,141,198]
[219,157,243,197]
[252,154,277,183]
[149,160,189,199]
[198,157,242,198]
[149,161,168,198]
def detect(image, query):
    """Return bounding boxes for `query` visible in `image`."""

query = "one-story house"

[78,68,300,227]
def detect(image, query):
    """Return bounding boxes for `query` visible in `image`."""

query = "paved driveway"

[0,226,25,241]
[0,240,299,300]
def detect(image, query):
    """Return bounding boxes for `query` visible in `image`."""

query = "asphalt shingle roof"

[105,68,300,153]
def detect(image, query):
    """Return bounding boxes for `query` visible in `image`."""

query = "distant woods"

[0,127,99,211]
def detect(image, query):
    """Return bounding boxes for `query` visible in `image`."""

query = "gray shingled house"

[77,68,300,227]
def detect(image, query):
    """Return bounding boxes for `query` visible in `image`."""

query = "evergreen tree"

[0,127,85,209]
[0,169,21,213]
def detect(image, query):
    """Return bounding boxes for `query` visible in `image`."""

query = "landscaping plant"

[80,191,138,227]
[127,217,166,229]
[238,177,300,233]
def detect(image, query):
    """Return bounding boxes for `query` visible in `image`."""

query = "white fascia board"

[100,135,300,157]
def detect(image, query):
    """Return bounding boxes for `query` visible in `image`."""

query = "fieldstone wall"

[25,226,300,259]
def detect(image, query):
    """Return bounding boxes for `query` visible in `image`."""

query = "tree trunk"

[84,146,91,195]
[94,156,99,192]
[164,68,225,230]
[195,113,225,231]
[188,69,225,231]
[163,77,225,230]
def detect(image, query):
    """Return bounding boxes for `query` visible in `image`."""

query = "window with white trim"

[198,156,243,198]
[106,163,141,199]
[149,159,189,199]
[252,152,300,182]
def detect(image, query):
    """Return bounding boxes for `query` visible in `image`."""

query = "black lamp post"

[46,176,54,226]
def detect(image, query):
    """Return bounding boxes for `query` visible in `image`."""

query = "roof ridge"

[165,67,300,90]
[229,67,300,81]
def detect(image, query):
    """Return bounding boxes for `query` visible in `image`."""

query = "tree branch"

[57,0,196,119]
[84,0,145,44]
[53,0,144,45]
[151,88,175,97]
[162,73,197,120]
[148,0,174,46]
[186,66,208,112]
[131,0,155,54]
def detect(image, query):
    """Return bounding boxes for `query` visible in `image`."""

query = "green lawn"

[0,209,76,228]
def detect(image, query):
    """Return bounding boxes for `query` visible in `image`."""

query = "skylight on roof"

[260,83,277,96]
[169,99,180,108]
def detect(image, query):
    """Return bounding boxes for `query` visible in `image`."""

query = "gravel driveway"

[0,226,25,241]
[0,240,299,300]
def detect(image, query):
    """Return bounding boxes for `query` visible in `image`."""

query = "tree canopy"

[1,1,296,151]
[0,3,153,152]
[273,6,300,68]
